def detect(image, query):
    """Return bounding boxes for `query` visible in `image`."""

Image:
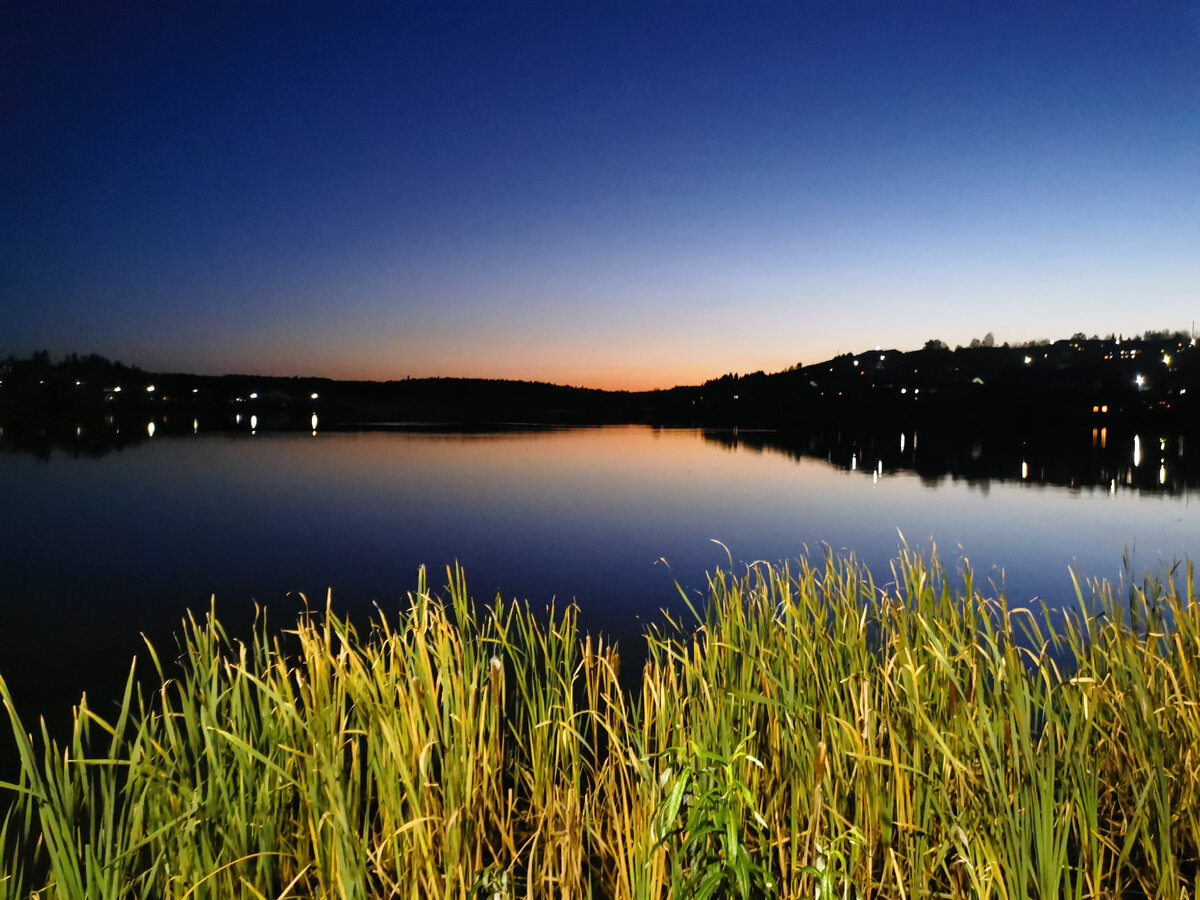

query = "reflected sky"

[1,425,1197,738]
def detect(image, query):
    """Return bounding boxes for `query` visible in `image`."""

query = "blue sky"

[4,1,1199,389]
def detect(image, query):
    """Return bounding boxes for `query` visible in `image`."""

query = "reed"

[2,548,1199,898]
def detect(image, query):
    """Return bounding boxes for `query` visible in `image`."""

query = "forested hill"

[691,333,1200,430]
[0,354,694,428]
[2,332,1199,434]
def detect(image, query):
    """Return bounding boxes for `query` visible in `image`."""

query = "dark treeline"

[3,331,1199,446]
[0,351,695,433]
[691,332,1200,432]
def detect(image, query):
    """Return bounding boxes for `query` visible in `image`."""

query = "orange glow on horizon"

[229,360,735,393]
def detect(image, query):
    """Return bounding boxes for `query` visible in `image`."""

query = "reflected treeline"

[9,413,1200,497]
[0,418,148,461]
[702,422,1200,496]
[0,411,592,460]
[0,410,325,461]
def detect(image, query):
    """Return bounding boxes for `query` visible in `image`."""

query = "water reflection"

[3,421,1198,750]
[700,423,1200,496]
[5,415,1200,498]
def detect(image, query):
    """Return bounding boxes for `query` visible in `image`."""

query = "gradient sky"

[4,1,1199,390]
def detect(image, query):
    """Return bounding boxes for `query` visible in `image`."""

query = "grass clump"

[2,549,1200,898]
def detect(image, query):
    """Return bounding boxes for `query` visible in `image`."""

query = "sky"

[3,1,1199,390]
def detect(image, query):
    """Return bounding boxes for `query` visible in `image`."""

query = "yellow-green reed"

[2,548,1199,898]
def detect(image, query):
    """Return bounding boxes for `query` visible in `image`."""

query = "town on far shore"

[2,329,1198,436]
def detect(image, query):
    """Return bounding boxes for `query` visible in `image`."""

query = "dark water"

[1,423,1198,742]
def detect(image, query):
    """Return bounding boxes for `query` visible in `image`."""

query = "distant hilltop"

[2,331,1199,434]
[692,331,1200,431]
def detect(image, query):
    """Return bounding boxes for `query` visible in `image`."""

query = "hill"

[2,332,1198,439]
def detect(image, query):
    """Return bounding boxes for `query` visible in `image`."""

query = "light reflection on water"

[5,424,1196,607]
[1,424,1198,740]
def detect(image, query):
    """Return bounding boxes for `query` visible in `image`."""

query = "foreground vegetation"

[2,550,1199,899]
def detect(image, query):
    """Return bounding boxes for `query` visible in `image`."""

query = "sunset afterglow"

[4,3,1198,389]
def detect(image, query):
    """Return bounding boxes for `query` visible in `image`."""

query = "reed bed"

[2,549,1199,899]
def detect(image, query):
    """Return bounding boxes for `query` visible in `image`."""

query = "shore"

[2,550,1198,898]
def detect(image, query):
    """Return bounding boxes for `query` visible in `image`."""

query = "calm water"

[2,424,1198,732]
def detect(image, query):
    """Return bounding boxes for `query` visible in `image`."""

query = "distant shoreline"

[4,333,1199,434]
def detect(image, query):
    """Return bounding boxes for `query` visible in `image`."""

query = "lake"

[1,422,1197,736]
